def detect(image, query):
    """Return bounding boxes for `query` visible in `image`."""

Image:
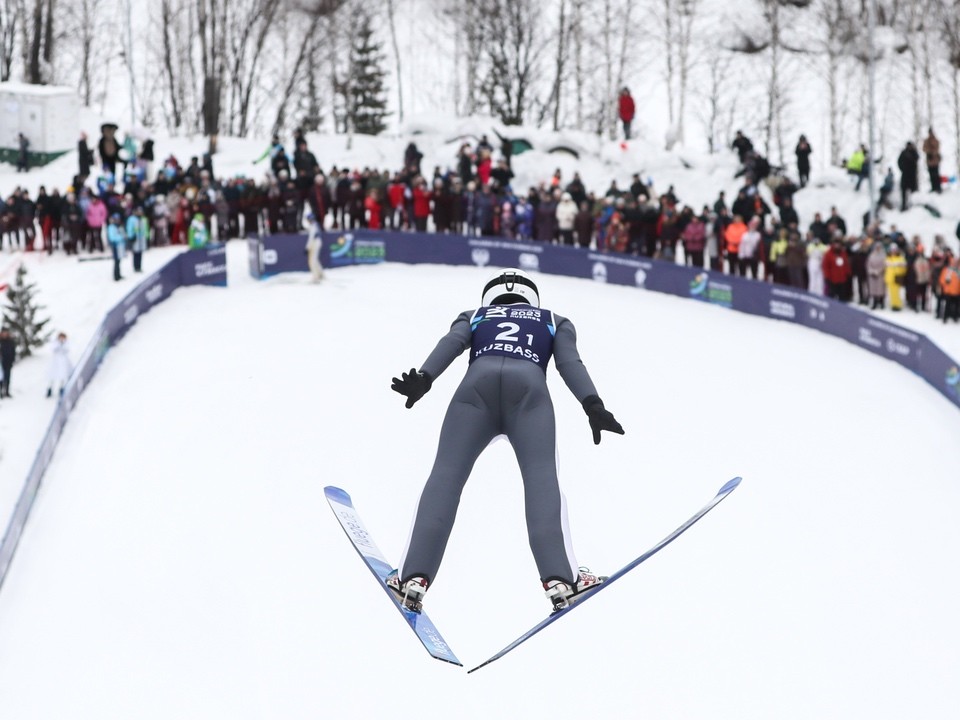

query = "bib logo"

[592,262,608,283]
[472,249,491,267]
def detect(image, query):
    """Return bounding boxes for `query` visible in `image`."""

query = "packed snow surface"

[0,245,958,718]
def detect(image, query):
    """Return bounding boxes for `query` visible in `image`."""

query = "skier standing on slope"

[388,268,624,613]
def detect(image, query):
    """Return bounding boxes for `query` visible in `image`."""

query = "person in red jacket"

[618,87,636,140]
[822,239,853,302]
[387,177,406,229]
[411,178,432,232]
[365,189,382,230]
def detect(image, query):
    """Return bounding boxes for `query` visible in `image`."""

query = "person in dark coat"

[795,135,812,187]
[574,201,594,248]
[565,173,588,207]
[0,327,15,398]
[78,132,95,181]
[731,131,754,163]
[98,124,121,176]
[535,192,558,242]
[897,141,920,211]
[293,140,319,195]
[404,143,423,175]
[16,133,29,172]
[922,128,941,193]
[62,192,84,255]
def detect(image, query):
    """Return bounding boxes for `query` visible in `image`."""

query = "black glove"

[391,368,433,409]
[582,395,624,445]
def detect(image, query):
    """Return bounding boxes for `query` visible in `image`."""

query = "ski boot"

[543,567,605,612]
[386,570,429,614]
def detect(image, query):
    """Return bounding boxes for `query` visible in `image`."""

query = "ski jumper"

[398,303,600,587]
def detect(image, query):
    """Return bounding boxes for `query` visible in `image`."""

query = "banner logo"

[690,272,709,296]
[145,284,164,304]
[690,272,732,307]
[634,269,647,287]
[592,262,607,283]
[472,249,490,267]
[946,366,959,397]
[518,253,539,271]
[330,233,354,259]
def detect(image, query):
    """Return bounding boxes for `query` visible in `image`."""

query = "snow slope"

[0,245,957,718]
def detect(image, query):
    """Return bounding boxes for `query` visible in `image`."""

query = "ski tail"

[324,486,462,666]
[467,476,742,673]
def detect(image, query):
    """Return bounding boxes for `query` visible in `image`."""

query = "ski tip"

[323,486,351,504]
[718,477,742,495]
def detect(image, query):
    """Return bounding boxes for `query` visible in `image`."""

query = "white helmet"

[481,268,540,307]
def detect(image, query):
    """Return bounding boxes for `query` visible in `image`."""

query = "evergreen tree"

[347,10,390,136]
[2,265,52,358]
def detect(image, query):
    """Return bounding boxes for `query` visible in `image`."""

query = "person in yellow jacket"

[846,144,868,191]
[768,228,789,284]
[884,243,907,311]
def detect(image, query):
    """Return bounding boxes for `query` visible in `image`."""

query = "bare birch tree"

[899,0,935,142]
[475,0,548,126]
[270,0,346,138]
[19,0,55,83]
[656,0,700,148]
[570,0,586,127]
[196,0,229,151]
[0,0,19,81]
[694,42,737,153]
[385,0,403,123]
[813,0,857,164]
[224,0,282,137]
[938,0,960,174]
[157,0,187,129]
[595,0,634,138]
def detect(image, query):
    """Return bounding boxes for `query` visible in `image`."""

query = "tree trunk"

[161,0,182,129]
[27,0,42,82]
[663,0,676,129]
[271,13,323,138]
[549,0,567,130]
[572,0,584,128]
[386,0,403,124]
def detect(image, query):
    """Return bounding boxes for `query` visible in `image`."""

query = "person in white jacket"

[305,213,324,282]
[737,216,762,279]
[46,332,72,398]
[555,192,578,246]
[806,232,828,295]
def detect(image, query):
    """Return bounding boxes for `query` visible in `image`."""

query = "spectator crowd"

[2,120,960,322]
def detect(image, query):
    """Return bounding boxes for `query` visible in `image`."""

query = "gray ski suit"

[397,304,603,587]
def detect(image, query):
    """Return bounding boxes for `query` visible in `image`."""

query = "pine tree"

[2,265,52,358]
[347,10,390,136]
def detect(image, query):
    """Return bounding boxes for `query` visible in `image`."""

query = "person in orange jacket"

[940,257,960,322]
[724,214,748,275]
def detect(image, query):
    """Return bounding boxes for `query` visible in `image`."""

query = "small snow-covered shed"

[0,82,80,167]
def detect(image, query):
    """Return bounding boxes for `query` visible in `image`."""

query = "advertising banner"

[179,244,227,287]
[0,247,228,592]
[248,228,960,411]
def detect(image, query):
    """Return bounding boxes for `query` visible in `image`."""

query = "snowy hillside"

[0,248,958,718]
